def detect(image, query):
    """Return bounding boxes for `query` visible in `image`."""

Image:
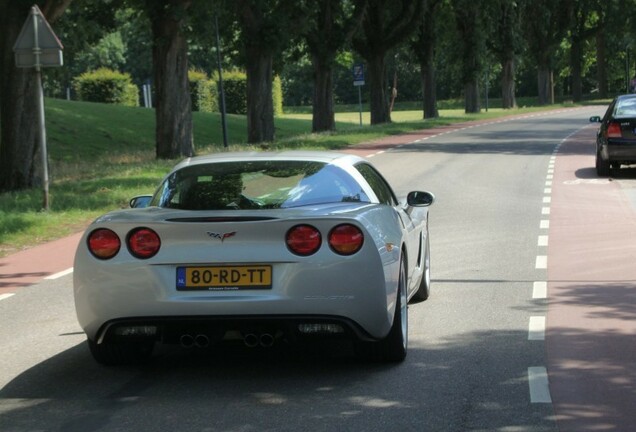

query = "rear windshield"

[614,98,636,117]
[150,160,370,210]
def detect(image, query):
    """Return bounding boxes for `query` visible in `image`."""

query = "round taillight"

[88,228,121,260]
[329,224,364,255]
[286,224,321,256]
[127,228,161,259]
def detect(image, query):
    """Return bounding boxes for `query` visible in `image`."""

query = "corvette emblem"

[206,231,237,242]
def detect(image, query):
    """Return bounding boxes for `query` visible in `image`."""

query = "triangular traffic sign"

[13,5,63,51]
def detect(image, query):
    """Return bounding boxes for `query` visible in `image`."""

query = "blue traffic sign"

[353,63,364,86]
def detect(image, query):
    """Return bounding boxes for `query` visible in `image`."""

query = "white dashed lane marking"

[532,282,547,299]
[528,367,552,403]
[528,316,546,340]
[0,293,15,302]
[45,267,74,280]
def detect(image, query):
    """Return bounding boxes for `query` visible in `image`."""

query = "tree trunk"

[596,29,607,98]
[464,81,480,113]
[366,52,390,124]
[0,0,71,193]
[150,0,193,159]
[420,54,438,119]
[571,38,583,102]
[414,0,439,119]
[537,66,553,105]
[245,48,274,143]
[353,0,423,125]
[311,54,335,132]
[501,58,517,109]
[421,66,438,119]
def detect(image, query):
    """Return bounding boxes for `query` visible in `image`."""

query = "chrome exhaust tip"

[243,333,259,348]
[259,333,275,348]
[180,334,195,348]
[194,334,210,348]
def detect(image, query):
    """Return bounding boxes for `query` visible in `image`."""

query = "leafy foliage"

[223,70,248,115]
[273,75,284,116]
[74,68,139,106]
[189,70,218,113]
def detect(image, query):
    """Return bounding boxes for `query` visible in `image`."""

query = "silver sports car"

[74,151,434,365]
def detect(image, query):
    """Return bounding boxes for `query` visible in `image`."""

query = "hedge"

[73,68,138,107]
[221,71,284,116]
[189,70,218,113]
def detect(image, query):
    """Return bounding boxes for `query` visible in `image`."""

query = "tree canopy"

[2,0,636,193]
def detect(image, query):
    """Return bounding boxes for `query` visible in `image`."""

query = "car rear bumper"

[93,314,377,346]
[74,251,399,342]
[603,139,636,163]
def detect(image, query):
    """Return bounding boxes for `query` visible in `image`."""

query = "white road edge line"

[528,367,552,403]
[532,281,547,299]
[536,256,548,269]
[540,220,549,229]
[528,316,546,340]
[45,267,74,280]
[0,293,15,302]
[538,235,549,246]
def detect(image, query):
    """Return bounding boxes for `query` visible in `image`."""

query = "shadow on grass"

[0,213,36,243]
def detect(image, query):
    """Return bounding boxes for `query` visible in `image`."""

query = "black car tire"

[88,338,154,366]
[411,234,431,302]
[596,149,610,177]
[355,258,408,363]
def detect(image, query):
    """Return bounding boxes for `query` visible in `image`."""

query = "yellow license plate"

[176,265,272,290]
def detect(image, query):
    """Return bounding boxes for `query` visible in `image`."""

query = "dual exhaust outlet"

[180,334,210,349]
[179,332,275,349]
[243,332,275,348]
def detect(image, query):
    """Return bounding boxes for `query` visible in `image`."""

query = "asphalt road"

[1,106,631,432]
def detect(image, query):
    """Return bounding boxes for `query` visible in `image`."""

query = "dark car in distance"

[590,94,636,176]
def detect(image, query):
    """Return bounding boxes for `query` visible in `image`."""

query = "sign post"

[13,5,64,211]
[353,63,365,126]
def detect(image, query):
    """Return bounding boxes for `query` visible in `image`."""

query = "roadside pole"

[353,63,365,126]
[215,15,229,149]
[13,5,64,211]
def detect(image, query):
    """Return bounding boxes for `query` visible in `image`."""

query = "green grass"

[0,97,606,256]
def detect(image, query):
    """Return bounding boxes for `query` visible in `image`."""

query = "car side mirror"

[589,116,602,123]
[129,195,153,208]
[407,191,435,207]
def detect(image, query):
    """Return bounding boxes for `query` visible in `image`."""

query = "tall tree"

[594,4,608,98]
[234,0,304,143]
[144,0,193,159]
[490,0,522,109]
[48,0,125,97]
[568,0,598,102]
[304,0,367,132]
[450,0,490,113]
[593,0,632,98]
[0,0,72,193]
[411,0,441,118]
[523,0,570,105]
[352,0,423,125]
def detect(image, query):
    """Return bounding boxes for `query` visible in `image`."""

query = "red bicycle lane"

[0,232,83,296]
[547,126,636,431]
